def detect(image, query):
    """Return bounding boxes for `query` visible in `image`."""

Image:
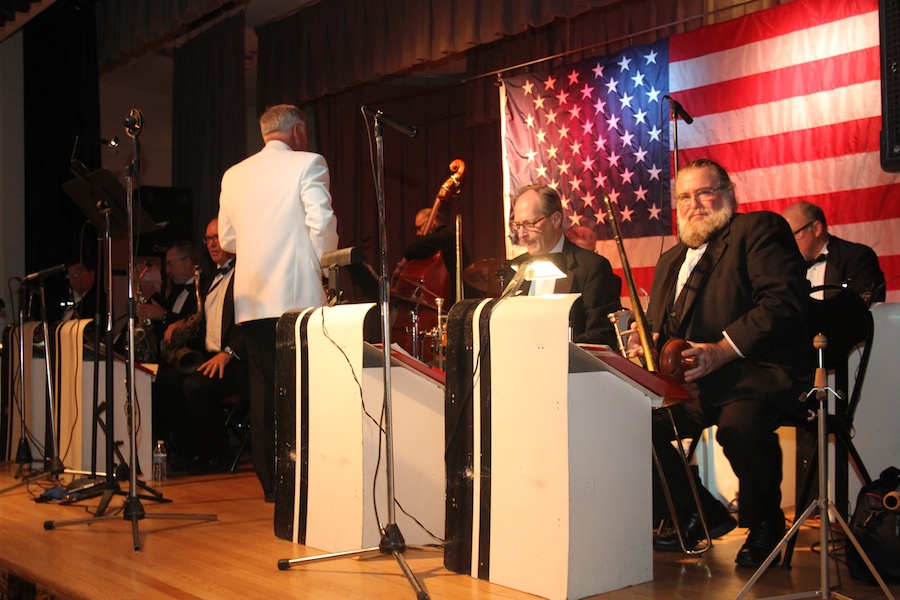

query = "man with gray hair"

[218,104,338,501]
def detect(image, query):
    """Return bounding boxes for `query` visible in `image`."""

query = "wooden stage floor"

[0,461,897,600]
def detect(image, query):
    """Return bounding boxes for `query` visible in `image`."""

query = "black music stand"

[56,167,167,512]
[46,113,215,550]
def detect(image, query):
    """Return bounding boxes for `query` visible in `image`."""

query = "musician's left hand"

[624,321,659,358]
[197,351,232,379]
[681,339,738,383]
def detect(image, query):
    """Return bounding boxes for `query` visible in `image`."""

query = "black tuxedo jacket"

[513,238,622,346]
[823,235,885,302]
[648,212,810,411]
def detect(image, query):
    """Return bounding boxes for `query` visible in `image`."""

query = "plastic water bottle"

[152,440,168,482]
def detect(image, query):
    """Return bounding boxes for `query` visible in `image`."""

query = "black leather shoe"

[653,507,737,552]
[735,518,785,568]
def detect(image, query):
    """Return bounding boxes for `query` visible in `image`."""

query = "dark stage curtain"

[94,0,230,71]
[172,12,246,242]
[256,0,626,108]
[310,85,505,296]
[23,1,101,320]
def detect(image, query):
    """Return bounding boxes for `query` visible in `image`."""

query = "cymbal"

[463,258,509,297]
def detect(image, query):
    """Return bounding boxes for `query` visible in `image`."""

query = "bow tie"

[215,262,234,277]
[805,254,826,269]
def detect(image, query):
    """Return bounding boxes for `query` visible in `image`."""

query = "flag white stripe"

[674,81,881,149]
[669,11,878,91]
[728,152,900,204]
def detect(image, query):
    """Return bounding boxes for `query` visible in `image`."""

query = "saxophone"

[163,265,204,371]
[133,261,160,363]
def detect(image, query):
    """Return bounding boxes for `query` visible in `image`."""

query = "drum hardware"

[463,258,509,297]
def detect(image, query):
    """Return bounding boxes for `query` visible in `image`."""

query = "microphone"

[664,95,694,124]
[21,264,67,283]
[361,106,418,138]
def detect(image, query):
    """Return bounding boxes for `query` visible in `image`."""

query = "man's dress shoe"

[653,508,738,552]
[735,519,786,568]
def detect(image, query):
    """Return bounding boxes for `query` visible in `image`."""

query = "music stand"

[278,109,431,600]
[45,111,216,550]
[55,166,167,512]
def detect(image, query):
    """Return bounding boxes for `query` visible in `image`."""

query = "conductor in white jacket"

[218,104,338,501]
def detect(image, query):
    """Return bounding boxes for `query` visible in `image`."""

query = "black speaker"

[135,186,193,256]
[881,0,900,172]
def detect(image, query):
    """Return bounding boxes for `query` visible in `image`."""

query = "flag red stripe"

[879,255,900,291]
[677,117,881,173]
[670,0,876,62]
[672,48,879,119]
[738,186,900,226]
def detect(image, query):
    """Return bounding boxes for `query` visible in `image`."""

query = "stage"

[0,462,897,600]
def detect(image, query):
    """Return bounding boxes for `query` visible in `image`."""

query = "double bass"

[391,159,466,361]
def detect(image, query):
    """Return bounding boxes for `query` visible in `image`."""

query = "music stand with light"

[277,108,432,600]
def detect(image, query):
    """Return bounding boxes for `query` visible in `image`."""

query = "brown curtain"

[171,12,246,242]
[256,0,626,108]
[310,84,505,293]
[95,0,230,71]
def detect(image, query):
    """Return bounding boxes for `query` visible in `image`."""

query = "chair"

[783,284,875,567]
[222,393,251,473]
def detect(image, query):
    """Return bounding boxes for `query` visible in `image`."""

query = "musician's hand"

[197,351,231,379]
[138,300,166,322]
[681,339,738,383]
[163,321,182,344]
[625,322,659,358]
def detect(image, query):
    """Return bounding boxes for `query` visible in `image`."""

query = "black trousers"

[183,358,249,461]
[652,396,784,528]
[240,318,278,495]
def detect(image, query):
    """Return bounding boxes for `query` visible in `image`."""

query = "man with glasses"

[510,183,620,346]
[636,159,808,568]
[140,240,208,458]
[781,201,885,303]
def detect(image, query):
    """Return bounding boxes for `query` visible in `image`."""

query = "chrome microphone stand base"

[735,335,895,600]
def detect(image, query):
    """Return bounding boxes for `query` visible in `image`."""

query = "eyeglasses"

[674,186,725,206]
[792,221,815,237]
[509,215,548,233]
[202,234,219,244]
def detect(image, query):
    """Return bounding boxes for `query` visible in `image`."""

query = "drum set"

[390,257,508,366]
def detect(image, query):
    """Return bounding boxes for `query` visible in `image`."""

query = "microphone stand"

[44,110,216,550]
[0,275,68,497]
[735,334,895,600]
[278,109,430,600]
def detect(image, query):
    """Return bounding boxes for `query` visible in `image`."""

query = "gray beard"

[678,204,733,248]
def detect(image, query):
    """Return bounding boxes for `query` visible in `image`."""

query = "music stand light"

[321,246,363,307]
[500,253,567,298]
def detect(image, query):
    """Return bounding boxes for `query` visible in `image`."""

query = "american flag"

[501,39,673,302]
[502,0,900,303]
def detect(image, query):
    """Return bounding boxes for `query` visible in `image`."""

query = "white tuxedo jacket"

[218,140,339,323]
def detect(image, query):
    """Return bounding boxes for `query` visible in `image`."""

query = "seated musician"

[509,184,621,346]
[630,159,809,567]
[393,207,460,304]
[151,219,248,472]
[781,200,886,303]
